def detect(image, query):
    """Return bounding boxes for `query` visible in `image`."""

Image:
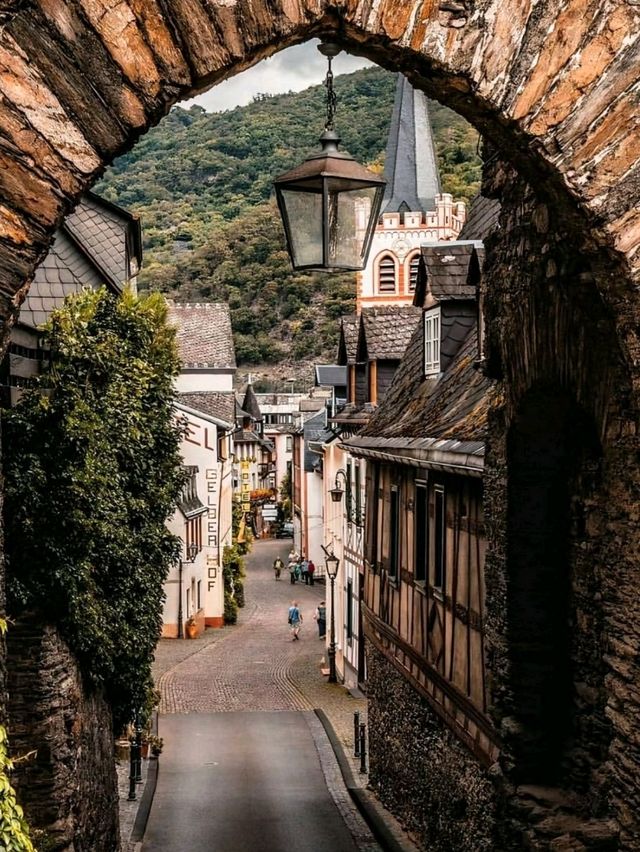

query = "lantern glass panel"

[327,184,378,269]
[280,189,323,268]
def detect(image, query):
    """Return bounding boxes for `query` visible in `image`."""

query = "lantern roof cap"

[274,130,386,187]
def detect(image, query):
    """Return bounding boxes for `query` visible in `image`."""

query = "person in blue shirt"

[288,601,303,640]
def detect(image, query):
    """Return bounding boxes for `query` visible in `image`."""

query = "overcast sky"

[184,40,373,112]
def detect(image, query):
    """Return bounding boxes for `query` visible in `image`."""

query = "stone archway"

[2,2,640,848]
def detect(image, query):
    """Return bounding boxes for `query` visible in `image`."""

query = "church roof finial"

[381,75,441,215]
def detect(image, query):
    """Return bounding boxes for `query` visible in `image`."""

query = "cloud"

[182,40,373,113]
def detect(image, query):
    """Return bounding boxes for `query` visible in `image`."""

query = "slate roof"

[345,190,499,459]
[382,74,441,214]
[358,305,421,361]
[241,383,262,422]
[338,315,359,366]
[178,392,235,427]
[20,193,139,330]
[458,194,501,242]
[167,302,236,370]
[64,192,140,288]
[416,243,480,304]
[351,322,493,447]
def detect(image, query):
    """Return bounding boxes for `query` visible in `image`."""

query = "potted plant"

[148,734,164,757]
[185,614,198,639]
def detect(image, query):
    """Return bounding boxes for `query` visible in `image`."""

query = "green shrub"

[3,289,185,730]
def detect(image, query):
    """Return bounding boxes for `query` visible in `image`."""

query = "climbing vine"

[2,289,185,730]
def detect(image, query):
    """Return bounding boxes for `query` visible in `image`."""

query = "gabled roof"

[64,192,141,288]
[382,75,441,214]
[350,321,493,447]
[414,243,480,306]
[337,315,359,366]
[242,383,262,421]
[20,193,140,330]
[178,392,235,428]
[167,302,236,370]
[315,365,347,387]
[357,305,421,362]
[458,194,501,241]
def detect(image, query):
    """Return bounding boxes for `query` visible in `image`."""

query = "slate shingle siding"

[440,302,477,372]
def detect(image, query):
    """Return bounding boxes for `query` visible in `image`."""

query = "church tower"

[357,75,467,312]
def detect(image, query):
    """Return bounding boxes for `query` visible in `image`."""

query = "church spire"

[381,74,441,215]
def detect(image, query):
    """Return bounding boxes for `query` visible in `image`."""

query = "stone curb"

[314,709,420,852]
[130,755,158,843]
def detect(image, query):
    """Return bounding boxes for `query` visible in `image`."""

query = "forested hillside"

[96,67,481,369]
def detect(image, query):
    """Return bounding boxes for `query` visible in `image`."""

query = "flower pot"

[185,622,198,639]
[141,741,150,759]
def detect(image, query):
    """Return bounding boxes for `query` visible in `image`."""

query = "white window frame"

[424,307,441,376]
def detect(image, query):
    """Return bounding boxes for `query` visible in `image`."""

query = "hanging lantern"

[273,43,386,273]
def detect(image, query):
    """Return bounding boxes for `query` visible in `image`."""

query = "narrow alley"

[142,540,381,852]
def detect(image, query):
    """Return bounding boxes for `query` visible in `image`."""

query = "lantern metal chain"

[324,54,337,131]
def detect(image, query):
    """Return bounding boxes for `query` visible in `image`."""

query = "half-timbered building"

[324,305,420,687]
[345,197,501,845]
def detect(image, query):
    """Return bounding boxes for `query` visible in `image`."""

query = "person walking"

[300,555,309,585]
[294,557,302,583]
[307,559,315,586]
[273,556,284,580]
[289,559,297,584]
[288,601,303,640]
[314,601,326,639]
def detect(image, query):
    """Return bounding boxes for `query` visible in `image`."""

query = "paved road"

[143,541,380,852]
[142,713,361,852]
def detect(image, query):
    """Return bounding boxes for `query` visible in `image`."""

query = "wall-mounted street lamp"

[325,550,340,683]
[177,541,199,640]
[329,468,349,503]
[273,43,386,273]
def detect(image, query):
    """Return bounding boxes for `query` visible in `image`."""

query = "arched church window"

[378,255,396,293]
[408,253,420,292]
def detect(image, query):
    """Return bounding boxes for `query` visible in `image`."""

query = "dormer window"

[408,253,420,292]
[424,307,440,376]
[378,255,397,293]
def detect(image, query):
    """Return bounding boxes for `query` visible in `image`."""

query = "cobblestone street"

[154,540,367,753]
[142,540,401,852]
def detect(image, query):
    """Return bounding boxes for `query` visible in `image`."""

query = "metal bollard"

[353,711,360,757]
[127,738,137,801]
[359,722,367,774]
[135,721,143,783]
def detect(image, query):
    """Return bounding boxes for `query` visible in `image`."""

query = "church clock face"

[392,239,410,260]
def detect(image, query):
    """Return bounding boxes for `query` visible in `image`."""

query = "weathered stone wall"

[366,643,499,852]
[367,159,636,849]
[482,159,634,847]
[6,619,119,852]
